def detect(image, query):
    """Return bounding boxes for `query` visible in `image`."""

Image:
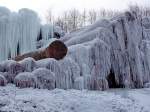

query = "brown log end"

[45,40,68,60]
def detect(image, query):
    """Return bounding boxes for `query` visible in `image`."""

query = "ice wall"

[0,7,41,61]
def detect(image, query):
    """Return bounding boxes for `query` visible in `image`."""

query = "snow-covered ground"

[0,85,150,112]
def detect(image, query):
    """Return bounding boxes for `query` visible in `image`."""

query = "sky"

[0,0,149,23]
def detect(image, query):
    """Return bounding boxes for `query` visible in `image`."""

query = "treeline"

[46,5,150,33]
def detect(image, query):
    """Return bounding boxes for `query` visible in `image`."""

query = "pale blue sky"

[0,0,149,22]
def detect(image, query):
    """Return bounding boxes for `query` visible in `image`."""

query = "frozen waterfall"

[0,7,55,61]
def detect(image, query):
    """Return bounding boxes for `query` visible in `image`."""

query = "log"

[14,40,68,61]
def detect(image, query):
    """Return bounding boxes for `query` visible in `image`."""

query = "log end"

[45,40,68,60]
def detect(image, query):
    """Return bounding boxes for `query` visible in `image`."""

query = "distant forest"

[46,5,150,33]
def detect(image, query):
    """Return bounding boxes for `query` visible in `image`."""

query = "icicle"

[0,74,7,86]
[59,57,80,89]
[36,58,61,88]
[0,7,41,61]
[18,9,40,54]
[74,76,84,90]
[32,68,55,90]
[41,24,53,40]
[0,60,25,83]
[19,57,36,72]
[14,72,37,88]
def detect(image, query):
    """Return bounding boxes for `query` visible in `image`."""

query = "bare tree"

[88,9,97,24]
[46,8,53,24]
[68,9,80,31]
[81,9,87,27]
[46,8,121,32]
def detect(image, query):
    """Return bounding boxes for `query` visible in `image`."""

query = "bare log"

[14,40,68,61]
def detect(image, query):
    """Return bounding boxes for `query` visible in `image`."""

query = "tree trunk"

[14,40,68,61]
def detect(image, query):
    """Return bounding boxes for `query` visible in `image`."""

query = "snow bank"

[0,85,150,112]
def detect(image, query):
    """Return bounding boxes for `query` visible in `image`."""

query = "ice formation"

[1,10,150,91]
[0,74,7,86]
[6,60,25,74]
[0,60,25,83]
[32,68,55,90]
[41,24,53,40]
[19,57,36,72]
[62,11,150,90]
[59,57,80,89]
[74,76,84,90]
[14,72,37,88]
[36,58,69,89]
[0,7,58,62]
[0,7,41,61]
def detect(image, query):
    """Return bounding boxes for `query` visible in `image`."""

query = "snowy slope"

[0,85,150,112]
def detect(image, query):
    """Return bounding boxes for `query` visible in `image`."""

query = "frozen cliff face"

[64,11,150,90]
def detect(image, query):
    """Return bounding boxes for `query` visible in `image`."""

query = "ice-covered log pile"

[1,11,150,91]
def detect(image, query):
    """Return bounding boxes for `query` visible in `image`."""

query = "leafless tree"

[88,9,97,24]
[46,8,53,24]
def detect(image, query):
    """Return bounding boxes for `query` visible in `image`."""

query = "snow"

[0,85,150,112]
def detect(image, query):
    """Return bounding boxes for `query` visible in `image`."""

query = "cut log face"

[45,40,68,60]
[14,40,68,61]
